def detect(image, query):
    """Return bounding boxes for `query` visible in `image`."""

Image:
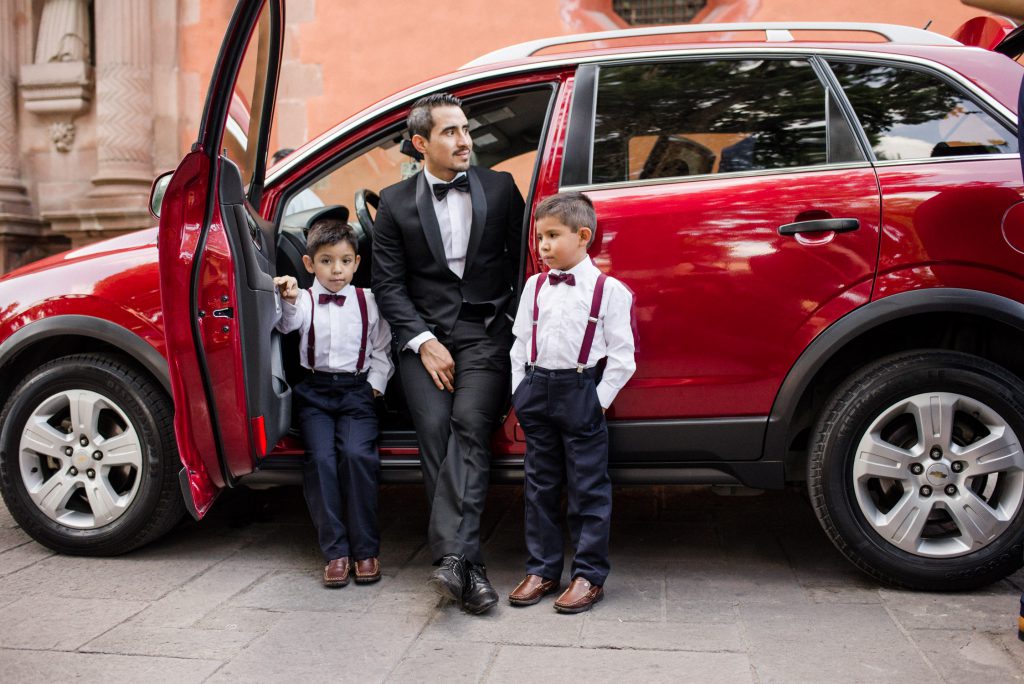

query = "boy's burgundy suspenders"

[530,272,608,372]
[305,288,369,372]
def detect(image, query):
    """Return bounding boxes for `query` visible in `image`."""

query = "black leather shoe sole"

[428,573,464,602]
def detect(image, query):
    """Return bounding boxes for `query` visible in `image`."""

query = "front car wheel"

[0,353,184,555]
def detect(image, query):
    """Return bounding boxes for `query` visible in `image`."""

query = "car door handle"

[778,218,860,236]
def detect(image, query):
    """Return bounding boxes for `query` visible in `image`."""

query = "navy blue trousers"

[512,366,611,587]
[293,372,380,562]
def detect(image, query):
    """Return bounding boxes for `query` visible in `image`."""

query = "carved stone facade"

[0,0,988,273]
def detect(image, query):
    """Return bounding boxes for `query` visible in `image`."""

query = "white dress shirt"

[276,280,395,395]
[510,256,636,409]
[407,168,473,353]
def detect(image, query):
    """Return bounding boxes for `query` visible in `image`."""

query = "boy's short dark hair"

[306,220,359,257]
[407,92,463,140]
[534,192,597,247]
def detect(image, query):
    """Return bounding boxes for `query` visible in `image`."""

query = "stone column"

[0,0,33,215]
[0,0,52,273]
[87,0,154,199]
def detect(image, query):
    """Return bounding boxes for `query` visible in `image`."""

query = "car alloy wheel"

[809,350,1024,590]
[851,391,1024,558]
[19,388,144,529]
[0,353,183,555]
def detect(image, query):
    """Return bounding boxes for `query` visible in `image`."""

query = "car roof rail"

[461,22,962,68]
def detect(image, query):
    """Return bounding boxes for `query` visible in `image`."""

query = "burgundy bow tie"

[547,272,575,286]
[432,174,470,201]
[318,293,346,306]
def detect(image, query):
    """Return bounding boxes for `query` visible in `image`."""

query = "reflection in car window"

[830,61,1017,161]
[592,59,832,184]
[279,88,553,223]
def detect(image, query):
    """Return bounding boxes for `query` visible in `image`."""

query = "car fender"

[765,287,1024,464]
[0,314,169,394]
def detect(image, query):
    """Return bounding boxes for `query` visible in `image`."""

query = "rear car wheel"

[808,351,1024,590]
[0,353,183,555]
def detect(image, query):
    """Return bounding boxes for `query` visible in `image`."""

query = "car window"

[592,59,847,184]
[829,60,1018,161]
[279,87,553,221]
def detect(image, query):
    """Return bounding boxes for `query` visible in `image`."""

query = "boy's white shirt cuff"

[406,330,436,354]
[596,382,618,410]
[367,370,388,396]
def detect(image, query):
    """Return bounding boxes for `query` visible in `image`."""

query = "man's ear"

[302,254,315,274]
[411,133,429,155]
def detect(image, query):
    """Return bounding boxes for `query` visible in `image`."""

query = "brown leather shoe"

[354,557,381,584]
[553,577,603,613]
[323,557,350,587]
[509,574,560,606]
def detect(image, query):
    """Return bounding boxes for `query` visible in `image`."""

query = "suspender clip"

[588,316,599,323]
[576,363,585,373]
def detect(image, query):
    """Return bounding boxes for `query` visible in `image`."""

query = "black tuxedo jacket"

[371,166,526,350]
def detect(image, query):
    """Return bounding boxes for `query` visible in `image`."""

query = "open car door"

[157,0,288,518]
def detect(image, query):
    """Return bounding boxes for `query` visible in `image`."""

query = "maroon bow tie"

[318,293,346,306]
[547,272,575,286]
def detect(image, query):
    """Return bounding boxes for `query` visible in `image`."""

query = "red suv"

[2,1,1024,591]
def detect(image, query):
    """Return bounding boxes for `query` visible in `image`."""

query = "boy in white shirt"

[508,192,636,613]
[274,213,394,588]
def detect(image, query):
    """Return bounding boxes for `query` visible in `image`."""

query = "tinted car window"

[592,59,838,184]
[829,60,1018,161]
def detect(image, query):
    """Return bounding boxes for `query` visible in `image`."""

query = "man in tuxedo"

[372,93,525,614]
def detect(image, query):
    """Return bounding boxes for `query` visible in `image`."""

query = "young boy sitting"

[273,210,394,587]
[508,192,636,613]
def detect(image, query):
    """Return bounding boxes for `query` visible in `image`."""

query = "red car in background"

[2,0,1024,591]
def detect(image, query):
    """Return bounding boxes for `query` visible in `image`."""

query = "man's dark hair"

[534,192,597,247]
[272,148,294,164]
[407,93,464,140]
[306,220,359,257]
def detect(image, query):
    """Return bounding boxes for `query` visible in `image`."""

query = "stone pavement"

[0,484,1021,683]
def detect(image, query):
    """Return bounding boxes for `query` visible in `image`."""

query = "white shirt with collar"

[276,280,395,395]
[407,168,473,353]
[510,256,636,409]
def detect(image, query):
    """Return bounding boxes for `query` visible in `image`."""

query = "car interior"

[270,86,556,444]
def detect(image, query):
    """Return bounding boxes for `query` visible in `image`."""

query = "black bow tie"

[548,272,575,286]
[318,293,346,306]
[432,174,470,201]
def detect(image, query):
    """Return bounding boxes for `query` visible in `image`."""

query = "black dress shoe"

[428,554,466,602]
[463,562,499,614]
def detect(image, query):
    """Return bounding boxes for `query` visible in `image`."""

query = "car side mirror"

[149,171,173,219]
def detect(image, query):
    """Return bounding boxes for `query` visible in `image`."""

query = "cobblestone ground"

[0,484,1021,683]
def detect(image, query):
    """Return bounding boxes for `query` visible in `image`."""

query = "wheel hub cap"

[925,463,952,487]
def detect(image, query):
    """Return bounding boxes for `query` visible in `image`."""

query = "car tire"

[0,353,184,555]
[808,350,1024,590]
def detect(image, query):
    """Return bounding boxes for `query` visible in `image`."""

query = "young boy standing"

[508,192,636,613]
[274,211,393,587]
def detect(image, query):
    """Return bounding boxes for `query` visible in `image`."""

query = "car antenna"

[922,19,933,30]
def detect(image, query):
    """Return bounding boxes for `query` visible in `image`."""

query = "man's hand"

[273,275,299,304]
[373,389,382,398]
[419,338,455,392]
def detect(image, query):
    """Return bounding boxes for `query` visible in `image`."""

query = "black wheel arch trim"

[0,315,170,395]
[765,288,1024,469]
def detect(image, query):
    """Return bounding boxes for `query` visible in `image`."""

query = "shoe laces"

[467,563,488,583]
